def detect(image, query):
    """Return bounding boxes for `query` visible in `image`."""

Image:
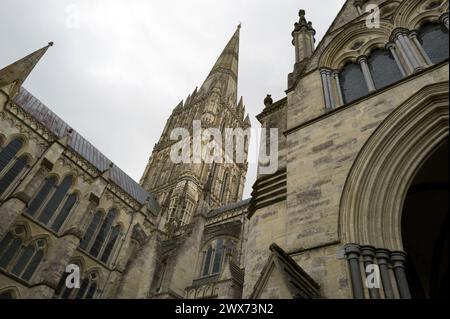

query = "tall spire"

[200,25,240,103]
[0,42,53,97]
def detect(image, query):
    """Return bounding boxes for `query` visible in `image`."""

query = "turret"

[288,10,316,90]
[292,10,316,64]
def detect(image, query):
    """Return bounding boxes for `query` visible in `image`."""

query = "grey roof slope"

[208,198,251,217]
[13,87,160,213]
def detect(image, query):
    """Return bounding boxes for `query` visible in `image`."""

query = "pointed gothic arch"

[392,0,448,30]
[0,286,20,299]
[339,82,449,250]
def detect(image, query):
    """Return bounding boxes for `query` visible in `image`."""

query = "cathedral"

[0,0,448,299]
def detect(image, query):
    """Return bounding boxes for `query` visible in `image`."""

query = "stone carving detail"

[131,223,148,247]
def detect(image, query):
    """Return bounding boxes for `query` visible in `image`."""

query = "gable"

[250,244,321,299]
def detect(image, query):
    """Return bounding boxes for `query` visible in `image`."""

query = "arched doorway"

[339,82,449,299]
[402,140,449,299]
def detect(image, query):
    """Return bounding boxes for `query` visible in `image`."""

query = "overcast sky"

[1,0,345,199]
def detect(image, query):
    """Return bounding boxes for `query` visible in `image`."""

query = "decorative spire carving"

[264,94,273,108]
[0,42,53,97]
[291,10,316,63]
[200,25,241,104]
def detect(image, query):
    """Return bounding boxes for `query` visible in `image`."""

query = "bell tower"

[140,25,250,235]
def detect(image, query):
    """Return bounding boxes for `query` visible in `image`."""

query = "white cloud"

[0,0,346,199]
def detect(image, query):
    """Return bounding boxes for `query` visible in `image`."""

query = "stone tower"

[140,25,251,235]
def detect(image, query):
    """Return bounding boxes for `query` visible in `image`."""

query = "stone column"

[440,12,449,30]
[391,35,414,74]
[360,246,381,299]
[376,249,395,299]
[325,69,335,109]
[386,43,407,77]
[333,71,344,106]
[357,56,376,92]
[392,29,423,72]
[344,244,365,299]
[391,251,412,299]
[409,31,432,65]
[354,0,363,15]
[320,68,333,109]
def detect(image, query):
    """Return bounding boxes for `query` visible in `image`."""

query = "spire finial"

[199,26,240,103]
[238,22,242,29]
[293,9,316,34]
[0,43,53,97]
[48,41,54,47]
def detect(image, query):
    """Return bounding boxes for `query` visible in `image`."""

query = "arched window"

[339,62,369,104]
[50,193,78,232]
[211,238,224,274]
[0,155,28,196]
[154,258,167,293]
[0,232,45,282]
[80,211,102,250]
[181,200,194,226]
[200,238,237,277]
[0,233,22,269]
[0,138,24,174]
[55,269,98,299]
[81,208,119,263]
[27,177,57,216]
[100,225,121,264]
[89,209,116,258]
[38,175,73,224]
[419,23,449,64]
[202,246,214,276]
[368,49,403,89]
[167,196,178,222]
[26,175,78,232]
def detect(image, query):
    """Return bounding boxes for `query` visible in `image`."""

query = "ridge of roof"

[13,87,160,213]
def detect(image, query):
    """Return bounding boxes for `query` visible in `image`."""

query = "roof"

[13,87,160,213]
[250,244,321,299]
[208,198,251,217]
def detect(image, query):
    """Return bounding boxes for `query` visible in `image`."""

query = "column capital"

[375,248,391,264]
[319,67,332,75]
[390,27,410,42]
[344,243,361,260]
[408,30,419,39]
[360,245,376,257]
[385,42,396,51]
[390,251,408,268]
[356,55,368,64]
